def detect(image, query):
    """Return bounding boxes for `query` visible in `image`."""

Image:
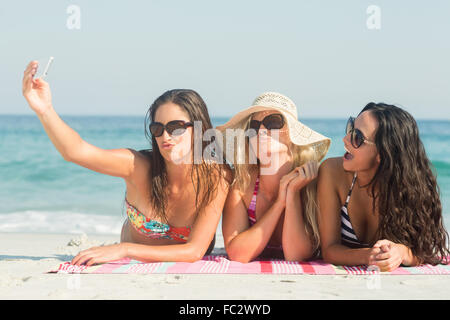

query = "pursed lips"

[162,142,175,149]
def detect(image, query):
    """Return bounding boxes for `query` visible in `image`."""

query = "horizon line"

[1,113,450,122]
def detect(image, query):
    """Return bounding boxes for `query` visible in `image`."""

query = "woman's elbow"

[62,147,80,163]
[62,152,73,162]
[229,254,252,264]
[184,254,203,263]
[284,252,307,262]
[320,246,335,264]
[226,245,252,263]
[61,139,85,163]
[284,246,313,262]
[182,244,207,263]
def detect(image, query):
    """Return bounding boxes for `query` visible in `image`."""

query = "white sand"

[1,232,449,300]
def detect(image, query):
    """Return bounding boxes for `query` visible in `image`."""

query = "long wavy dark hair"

[360,102,449,265]
[142,89,229,223]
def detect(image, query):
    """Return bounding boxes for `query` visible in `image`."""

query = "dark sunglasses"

[249,114,285,134]
[149,120,193,138]
[345,117,376,148]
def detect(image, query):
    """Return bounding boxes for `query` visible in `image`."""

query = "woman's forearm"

[282,189,313,261]
[398,244,421,266]
[124,242,204,263]
[37,105,84,161]
[322,243,372,266]
[226,200,285,263]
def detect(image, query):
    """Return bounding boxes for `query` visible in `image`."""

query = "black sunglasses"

[249,114,285,133]
[149,120,193,138]
[345,117,376,148]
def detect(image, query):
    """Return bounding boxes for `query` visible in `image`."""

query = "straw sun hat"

[216,92,331,162]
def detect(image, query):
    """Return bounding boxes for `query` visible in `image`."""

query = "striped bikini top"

[125,199,191,242]
[340,173,368,247]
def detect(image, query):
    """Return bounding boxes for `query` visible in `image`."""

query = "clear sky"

[1,1,449,119]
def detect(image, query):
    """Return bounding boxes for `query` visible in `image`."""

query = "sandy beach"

[1,232,449,300]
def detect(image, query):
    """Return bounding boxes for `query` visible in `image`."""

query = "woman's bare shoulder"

[319,157,347,181]
[135,149,152,163]
[126,149,152,183]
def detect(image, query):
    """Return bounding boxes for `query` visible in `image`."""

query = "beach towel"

[48,255,450,275]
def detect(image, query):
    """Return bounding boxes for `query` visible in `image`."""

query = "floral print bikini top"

[125,199,191,242]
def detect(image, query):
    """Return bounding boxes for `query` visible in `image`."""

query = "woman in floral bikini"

[22,60,231,265]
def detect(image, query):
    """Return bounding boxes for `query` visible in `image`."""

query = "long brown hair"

[143,89,229,222]
[361,102,449,265]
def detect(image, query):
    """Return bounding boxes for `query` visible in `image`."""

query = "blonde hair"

[290,143,321,253]
[221,113,321,253]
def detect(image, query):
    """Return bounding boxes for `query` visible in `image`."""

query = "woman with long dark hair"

[318,102,449,271]
[22,61,231,265]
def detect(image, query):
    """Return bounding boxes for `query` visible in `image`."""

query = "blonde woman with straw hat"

[216,92,330,262]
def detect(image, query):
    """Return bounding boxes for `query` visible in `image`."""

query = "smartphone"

[38,56,54,79]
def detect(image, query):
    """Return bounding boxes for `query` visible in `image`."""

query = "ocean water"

[1,115,449,235]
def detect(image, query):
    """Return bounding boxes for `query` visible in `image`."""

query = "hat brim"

[216,105,331,162]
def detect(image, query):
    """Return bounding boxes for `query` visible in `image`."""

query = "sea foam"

[0,210,124,235]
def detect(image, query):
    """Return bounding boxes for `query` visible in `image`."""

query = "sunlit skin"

[222,110,319,263]
[154,102,194,167]
[249,112,291,175]
[22,60,230,266]
[120,102,198,246]
[317,111,420,271]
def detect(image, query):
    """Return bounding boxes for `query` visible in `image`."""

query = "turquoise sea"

[1,115,449,234]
